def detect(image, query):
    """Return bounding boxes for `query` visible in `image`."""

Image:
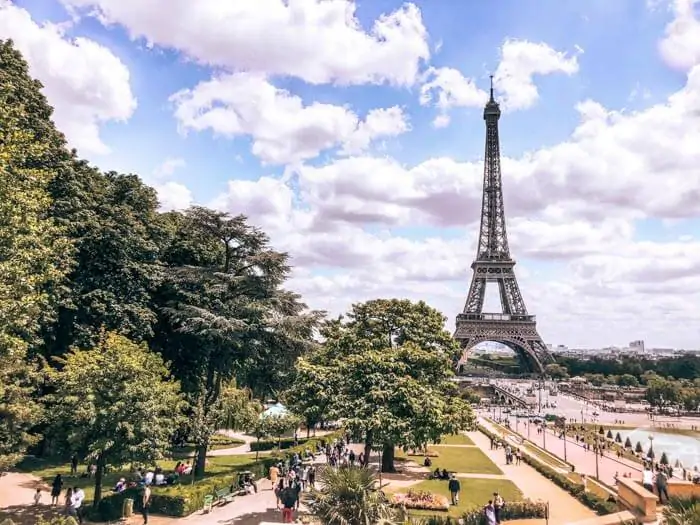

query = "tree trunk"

[255,437,260,461]
[93,453,106,506]
[363,430,373,467]
[195,442,208,478]
[306,424,311,439]
[381,443,395,473]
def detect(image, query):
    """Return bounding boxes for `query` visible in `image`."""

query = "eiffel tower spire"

[476,74,510,261]
[454,76,553,375]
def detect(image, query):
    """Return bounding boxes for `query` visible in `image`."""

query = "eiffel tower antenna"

[454,76,553,375]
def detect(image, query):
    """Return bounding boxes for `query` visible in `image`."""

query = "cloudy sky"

[2,0,700,350]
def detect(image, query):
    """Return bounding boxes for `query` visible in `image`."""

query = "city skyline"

[2,0,700,348]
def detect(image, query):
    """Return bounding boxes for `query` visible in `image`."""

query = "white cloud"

[210,61,700,347]
[419,66,488,114]
[155,181,193,212]
[418,39,580,125]
[60,0,430,87]
[0,1,136,155]
[170,73,410,164]
[658,0,700,70]
[494,39,580,112]
[153,158,186,180]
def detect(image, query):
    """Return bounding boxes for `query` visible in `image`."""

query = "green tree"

[659,452,669,465]
[48,333,184,505]
[545,363,568,380]
[606,429,613,439]
[618,374,639,388]
[305,467,400,525]
[306,299,473,472]
[615,432,622,443]
[645,378,681,409]
[249,417,271,461]
[284,356,332,438]
[624,437,632,448]
[635,441,643,454]
[0,41,69,469]
[152,207,322,475]
[265,413,301,450]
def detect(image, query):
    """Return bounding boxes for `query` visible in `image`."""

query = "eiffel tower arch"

[455,78,554,375]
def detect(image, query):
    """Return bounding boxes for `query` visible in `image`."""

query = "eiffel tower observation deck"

[455,77,554,375]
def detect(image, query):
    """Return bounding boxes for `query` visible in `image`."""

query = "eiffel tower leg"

[463,276,486,314]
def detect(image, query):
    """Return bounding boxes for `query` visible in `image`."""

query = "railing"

[457,313,536,322]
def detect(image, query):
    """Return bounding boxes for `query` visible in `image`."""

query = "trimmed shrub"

[606,430,613,439]
[635,441,643,453]
[660,452,669,465]
[478,425,617,516]
[624,437,632,448]
[249,437,310,452]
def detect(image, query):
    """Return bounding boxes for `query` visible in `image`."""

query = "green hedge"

[478,425,617,516]
[94,431,342,521]
[249,437,310,451]
[409,499,547,525]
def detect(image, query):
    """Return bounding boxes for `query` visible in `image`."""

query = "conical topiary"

[660,452,669,465]
[624,436,632,448]
[599,426,605,435]
[635,441,643,453]
[647,446,655,460]
[606,429,613,439]
[615,432,622,443]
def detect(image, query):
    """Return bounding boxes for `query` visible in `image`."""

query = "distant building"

[629,340,645,353]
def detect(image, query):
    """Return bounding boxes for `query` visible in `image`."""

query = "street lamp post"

[594,438,600,480]
[563,421,567,462]
[648,434,655,464]
[543,422,547,450]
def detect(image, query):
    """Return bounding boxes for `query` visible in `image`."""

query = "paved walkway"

[503,417,642,486]
[472,423,596,525]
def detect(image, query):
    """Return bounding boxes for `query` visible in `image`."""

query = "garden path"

[472,422,596,525]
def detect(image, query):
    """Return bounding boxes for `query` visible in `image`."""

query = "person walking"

[280,485,297,523]
[655,470,669,504]
[493,492,504,524]
[269,463,280,488]
[448,474,461,506]
[71,486,85,524]
[64,488,75,518]
[70,454,78,476]
[141,485,151,525]
[50,474,63,506]
[484,500,497,525]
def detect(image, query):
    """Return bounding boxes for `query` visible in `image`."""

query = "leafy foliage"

[0,40,70,469]
[305,467,400,525]
[291,299,473,472]
[48,332,185,504]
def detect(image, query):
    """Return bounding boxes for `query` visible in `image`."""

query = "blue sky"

[3,0,700,349]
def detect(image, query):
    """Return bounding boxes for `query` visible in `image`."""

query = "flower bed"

[392,489,450,511]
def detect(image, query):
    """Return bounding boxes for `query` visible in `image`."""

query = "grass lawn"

[394,478,522,517]
[438,434,475,446]
[17,453,265,506]
[427,446,503,475]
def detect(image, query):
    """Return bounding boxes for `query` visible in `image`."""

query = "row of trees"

[0,39,320,502]
[555,354,700,381]
[1,38,474,502]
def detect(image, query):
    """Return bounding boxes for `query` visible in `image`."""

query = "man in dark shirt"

[655,470,669,503]
[448,474,461,505]
[280,486,297,523]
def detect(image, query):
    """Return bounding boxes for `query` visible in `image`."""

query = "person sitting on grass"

[423,456,432,467]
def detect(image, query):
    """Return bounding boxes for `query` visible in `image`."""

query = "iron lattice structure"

[455,79,554,375]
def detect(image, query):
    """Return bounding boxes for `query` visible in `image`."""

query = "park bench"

[213,487,235,505]
[202,494,214,513]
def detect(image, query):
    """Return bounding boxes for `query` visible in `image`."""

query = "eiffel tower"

[455,77,554,375]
